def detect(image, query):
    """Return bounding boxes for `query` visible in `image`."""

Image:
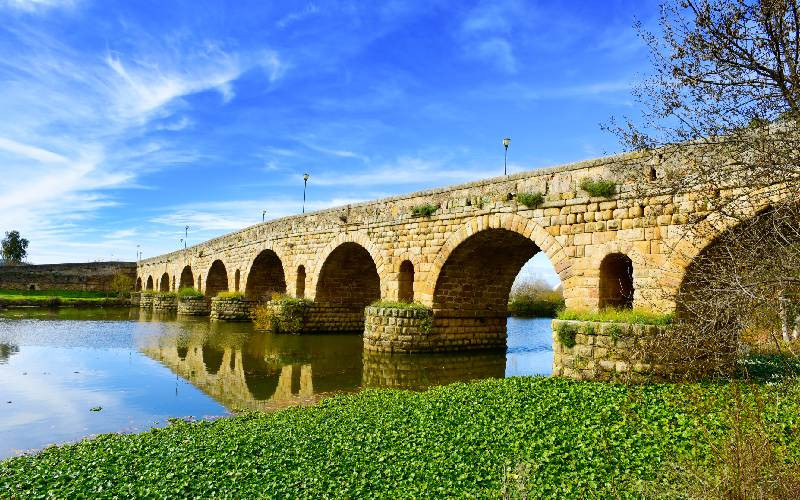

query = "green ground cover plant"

[0,289,108,299]
[557,308,674,325]
[215,291,245,300]
[1,377,798,498]
[579,177,617,198]
[370,300,430,311]
[177,287,204,299]
[411,203,438,217]
[515,192,545,208]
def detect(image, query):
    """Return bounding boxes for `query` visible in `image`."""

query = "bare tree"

[607,0,800,375]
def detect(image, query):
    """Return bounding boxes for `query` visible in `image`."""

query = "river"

[0,308,553,459]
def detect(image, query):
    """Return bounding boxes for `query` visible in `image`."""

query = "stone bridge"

[137,151,735,373]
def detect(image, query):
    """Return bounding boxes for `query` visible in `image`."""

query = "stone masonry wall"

[210,298,252,321]
[552,319,673,381]
[152,294,178,312]
[137,151,753,354]
[178,297,210,316]
[0,262,136,292]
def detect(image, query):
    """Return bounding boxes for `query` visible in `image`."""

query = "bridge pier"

[363,306,505,353]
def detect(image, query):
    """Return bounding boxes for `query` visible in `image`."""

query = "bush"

[411,204,438,217]
[579,178,617,198]
[157,291,177,298]
[253,296,314,333]
[508,279,564,317]
[556,322,578,348]
[216,291,244,300]
[371,300,430,311]
[557,308,674,325]
[109,273,133,298]
[178,287,204,299]
[516,192,545,208]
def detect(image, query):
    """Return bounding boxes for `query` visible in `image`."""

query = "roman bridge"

[137,151,740,377]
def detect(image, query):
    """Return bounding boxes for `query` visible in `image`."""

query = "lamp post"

[503,137,511,176]
[136,244,140,264]
[302,173,310,214]
[262,210,267,222]
[184,225,189,249]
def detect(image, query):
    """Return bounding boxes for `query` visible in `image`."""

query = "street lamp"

[136,244,140,263]
[303,173,310,214]
[503,137,511,176]
[262,210,267,222]
[184,225,189,249]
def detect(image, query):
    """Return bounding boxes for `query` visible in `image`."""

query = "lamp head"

[503,137,511,148]
[303,173,310,182]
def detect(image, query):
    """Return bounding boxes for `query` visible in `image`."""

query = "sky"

[0,0,660,287]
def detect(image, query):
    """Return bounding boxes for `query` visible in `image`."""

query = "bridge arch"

[310,233,386,300]
[424,213,567,306]
[295,265,306,298]
[146,275,154,291]
[315,241,381,316]
[398,260,414,302]
[135,277,142,292]
[244,249,287,301]
[205,260,229,298]
[179,265,194,289]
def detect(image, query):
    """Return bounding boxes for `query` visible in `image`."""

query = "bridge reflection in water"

[135,311,507,411]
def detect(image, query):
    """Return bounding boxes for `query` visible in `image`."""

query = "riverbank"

[0,289,130,308]
[2,376,798,497]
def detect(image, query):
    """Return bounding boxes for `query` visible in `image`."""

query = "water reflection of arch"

[139,322,361,410]
[362,350,505,390]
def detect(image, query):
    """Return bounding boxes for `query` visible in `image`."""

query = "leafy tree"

[1,230,29,265]
[109,272,134,298]
[608,0,800,374]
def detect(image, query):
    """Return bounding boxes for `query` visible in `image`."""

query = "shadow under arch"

[179,265,194,289]
[315,242,380,329]
[146,275,154,291]
[205,260,229,298]
[245,249,287,301]
[159,272,170,292]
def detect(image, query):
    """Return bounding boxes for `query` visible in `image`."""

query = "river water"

[0,308,553,459]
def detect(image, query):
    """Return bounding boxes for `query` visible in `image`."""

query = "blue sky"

[0,0,659,286]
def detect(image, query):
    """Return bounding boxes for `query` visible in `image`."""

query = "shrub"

[178,288,204,299]
[508,278,564,317]
[516,192,545,208]
[253,297,313,333]
[579,178,617,198]
[411,204,438,217]
[109,273,133,298]
[557,322,578,348]
[157,291,177,298]
[557,308,674,325]
[371,300,429,311]
[216,291,244,300]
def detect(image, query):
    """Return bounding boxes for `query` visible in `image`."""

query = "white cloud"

[0,0,76,12]
[276,3,320,30]
[0,22,284,263]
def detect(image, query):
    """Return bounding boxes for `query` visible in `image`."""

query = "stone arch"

[311,232,386,299]
[432,228,540,315]
[425,213,567,306]
[296,265,306,298]
[205,260,229,298]
[179,265,194,289]
[599,253,634,309]
[315,241,380,313]
[398,260,414,302]
[146,275,154,291]
[245,249,287,301]
[234,269,241,292]
[135,277,142,292]
[172,276,176,291]
[159,272,170,292]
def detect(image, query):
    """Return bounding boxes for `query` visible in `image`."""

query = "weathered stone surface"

[177,297,210,316]
[0,262,135,292]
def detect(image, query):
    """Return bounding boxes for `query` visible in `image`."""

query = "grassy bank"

[2,377,798,498]
[0,289,128,308]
